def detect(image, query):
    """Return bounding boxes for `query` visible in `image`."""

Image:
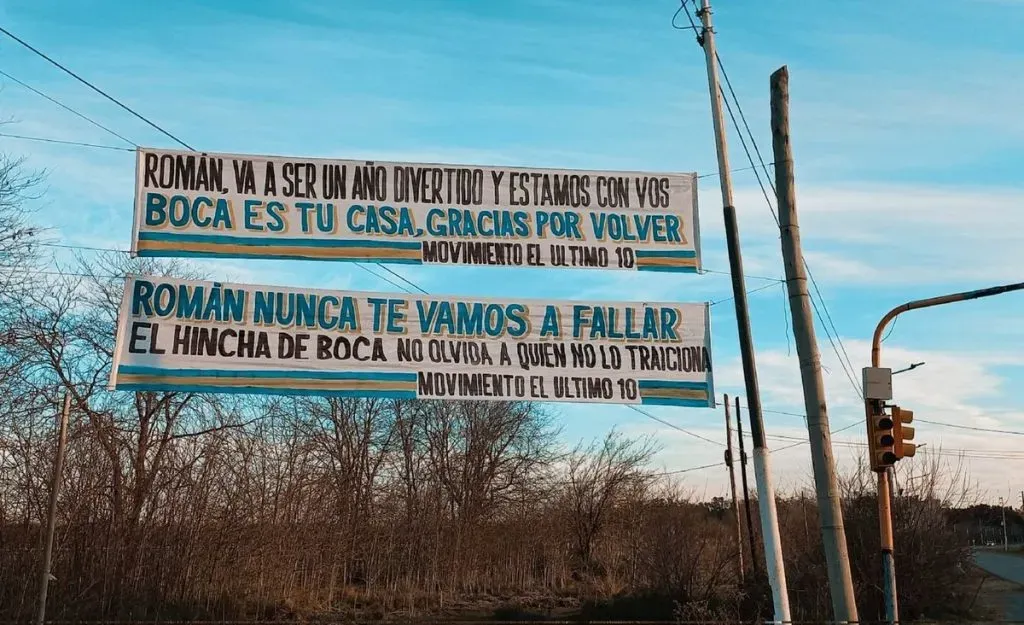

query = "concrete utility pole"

[698,3,790,620]
[739,393,791,620]
[770,65,859,624]
[37,393,71,625]
[868,279,1024,624]
[723,394,745,582]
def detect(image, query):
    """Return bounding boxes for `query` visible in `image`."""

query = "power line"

[773,440,809,453]
[916,418,1024,437]
[709,280,779,306]
[718,82,778,225]
[671,1,701,32]
[167,435,726,483]
[0,264,124,280]
[881,316,899,343]
[700,267,781,282]
[715,53,774,200]
[747,430,1024,459]
[40,239,700,298]
[654,461,722,476]
[733,400,866,436]
[805,261,859,393]
[697,162,774,179]
[20,250,422,295]
[352,263,417,294]
[0,26,193,150]
[559,461,723,483]
[0,132,133,152]
[0,69,136,146]
[38,242,129,253]
[831,420,863,434]
[806,284,863,398]
[375,264,429,295]
[627,404,724,447]
[678,0,703,37]
[744,427,1024,458]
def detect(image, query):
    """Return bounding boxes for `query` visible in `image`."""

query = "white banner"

[109,275,715,407]
[131,148,701,273]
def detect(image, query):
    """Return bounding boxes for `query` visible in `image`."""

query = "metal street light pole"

[869,280,1024,625]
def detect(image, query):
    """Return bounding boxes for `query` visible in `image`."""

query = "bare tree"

[0,152,44,300]
[565,429,657,575]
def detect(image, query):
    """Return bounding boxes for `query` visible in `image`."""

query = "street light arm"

[892,362,924,376]
[871,280,1024,368]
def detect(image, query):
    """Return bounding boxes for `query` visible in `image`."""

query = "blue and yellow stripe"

[638,379,711,407]
[114,365,418,398]
[635,249,699,273]
[136,232,423,263]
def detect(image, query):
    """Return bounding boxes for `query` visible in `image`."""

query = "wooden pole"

[724,394,745,582]
[36,393,70,625]
[734,396,758,573]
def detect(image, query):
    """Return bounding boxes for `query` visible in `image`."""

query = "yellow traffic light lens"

[880,434,894,446]
[878,417,893,429]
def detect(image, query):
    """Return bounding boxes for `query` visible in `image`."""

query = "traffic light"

[891,406,916,460]
[868,403,897,472]
[867,403,917,471]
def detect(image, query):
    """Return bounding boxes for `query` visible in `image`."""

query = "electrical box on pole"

[863,367,893,401]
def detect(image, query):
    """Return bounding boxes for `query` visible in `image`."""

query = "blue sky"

[1,0,1023,501]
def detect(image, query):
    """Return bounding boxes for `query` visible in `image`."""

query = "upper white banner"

[131,148,701,273]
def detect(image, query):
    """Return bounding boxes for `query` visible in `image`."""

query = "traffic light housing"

[892,405,916,460]
[867,403,917,472]
[868,403,897,472]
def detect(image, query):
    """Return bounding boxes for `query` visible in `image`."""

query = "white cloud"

[696,183,1024,287]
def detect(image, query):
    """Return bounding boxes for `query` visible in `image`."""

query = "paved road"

[974,550,1024,620]
[976,550,1024,584]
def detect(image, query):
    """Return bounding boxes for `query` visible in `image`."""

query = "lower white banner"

[108,275,715,407]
